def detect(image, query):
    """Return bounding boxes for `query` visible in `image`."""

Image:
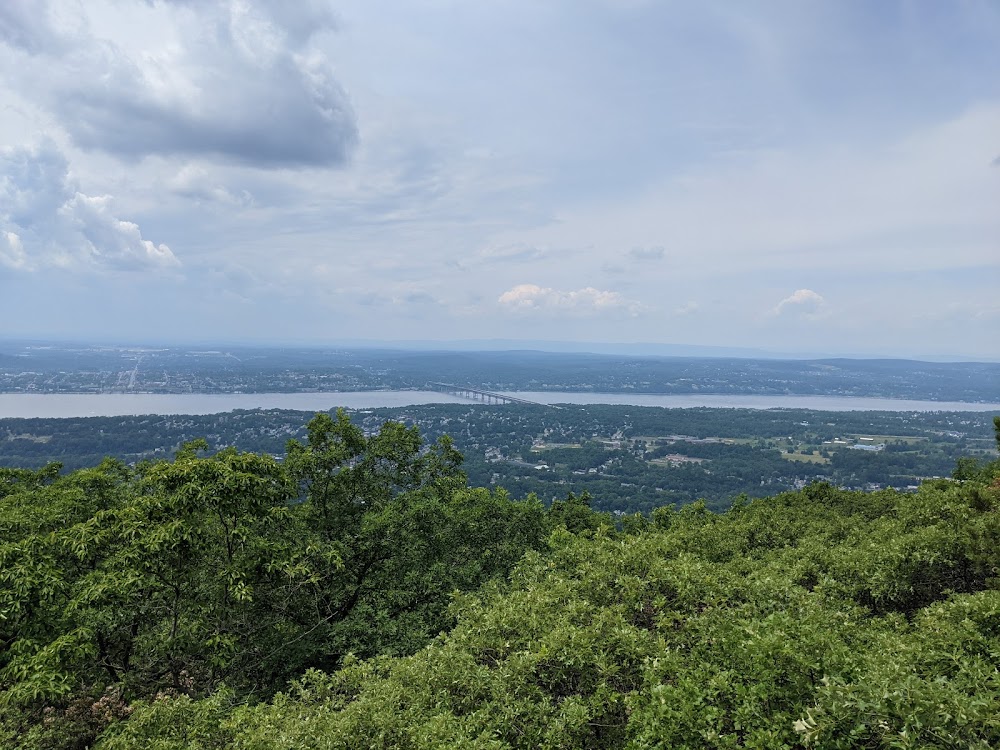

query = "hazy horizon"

[2,336,998,365]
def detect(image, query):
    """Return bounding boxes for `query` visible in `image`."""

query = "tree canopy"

[1,411,999,749]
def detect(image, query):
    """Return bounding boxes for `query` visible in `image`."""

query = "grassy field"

[780,451,830,464]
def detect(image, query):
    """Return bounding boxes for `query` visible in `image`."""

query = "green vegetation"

[780,451,830,464]
[3,405,994,513]
[1,412,999,748]
[0,412,548,748]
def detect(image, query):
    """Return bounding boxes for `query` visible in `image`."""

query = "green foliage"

[1,686,132,750]
[275,412,548,670]
[798,592,1000,748]
[219,474,1000,749]
[6,405,994,514]
[97,691,237,750]
[3,412,1000,747]
[547,491,612,534]
[0,462,61,498]
[0,411,548,748]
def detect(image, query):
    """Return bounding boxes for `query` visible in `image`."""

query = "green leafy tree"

[1,410,550,747]
[279,411,546,670]
[8,414,1000,748]
[210,475,1000,749]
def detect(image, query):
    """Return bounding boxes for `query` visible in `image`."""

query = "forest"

[1,412,999,748]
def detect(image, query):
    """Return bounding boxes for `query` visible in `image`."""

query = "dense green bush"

[0,413,548,748]
[2,413,999,748]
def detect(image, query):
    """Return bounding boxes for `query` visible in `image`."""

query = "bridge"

[428,383,554,407]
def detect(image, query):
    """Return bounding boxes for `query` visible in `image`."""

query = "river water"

[507,392,1000,412]
[0,391,998,418]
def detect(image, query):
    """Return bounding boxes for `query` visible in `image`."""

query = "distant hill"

[1,342,997,401]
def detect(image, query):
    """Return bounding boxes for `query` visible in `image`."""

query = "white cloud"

[0,1,70,55]
[1,231,28,269]
[0,140,178,271]
[498,283,641,315]
[168,164,253,207]
[503,104,1000,278]
[771,289,826,318]
[0,0,357,167]
[0,1,998,356]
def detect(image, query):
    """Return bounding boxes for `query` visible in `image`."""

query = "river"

[1,391,999,418]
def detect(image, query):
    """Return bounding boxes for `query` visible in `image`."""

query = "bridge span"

[428,383,555,408]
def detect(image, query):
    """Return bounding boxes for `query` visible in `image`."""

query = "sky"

[1,0,998,359]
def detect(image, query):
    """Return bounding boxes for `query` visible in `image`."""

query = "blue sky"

[1,0,998,358]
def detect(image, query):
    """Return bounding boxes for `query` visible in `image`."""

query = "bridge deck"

[428,383,553,408]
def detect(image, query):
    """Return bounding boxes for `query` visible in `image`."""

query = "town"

[2,402,993,514]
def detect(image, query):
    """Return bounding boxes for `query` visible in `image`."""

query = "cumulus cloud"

[498,283,641,315]
[0,140,178,271]
[771,289,826,318]
[1,0,357,167]
[673,301,699,315]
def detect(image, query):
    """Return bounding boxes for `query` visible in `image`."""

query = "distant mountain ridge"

[265,338,1000,364]
[6,336,997,363]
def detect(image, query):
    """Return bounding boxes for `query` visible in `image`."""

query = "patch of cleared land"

[848,434,927,444]
[781,451,830,464]
[5,433,51,443]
